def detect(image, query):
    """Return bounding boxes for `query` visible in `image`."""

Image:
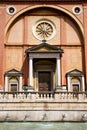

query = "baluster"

[64,93,67,99]
[63,93,65,99]
[0,93,3,99]
[58,93,60,99]
[84,93,86,100]
[61,93,64,99]
[23,92,26,99]
[31,92,34,100]
[41,94,43,99]
[44,93,46,99]
[2,93,4,99]
[50,93,53,100]
[35,93,39,99]
[71,93,73,99]
[14,93,17,99]
[22,92,24,99]
[27,93,31,99]
[18,93,22,99]
[47,93,49,99]
[9,94,13,101]
[4,93,8,99]
[78,93,82,100]
[67,93,70,99]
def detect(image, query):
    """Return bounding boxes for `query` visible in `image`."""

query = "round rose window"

[32,19,56,41]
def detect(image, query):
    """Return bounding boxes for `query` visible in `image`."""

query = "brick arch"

[5,5,84,43]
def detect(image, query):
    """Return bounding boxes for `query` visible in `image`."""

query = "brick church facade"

[0,0,87,92]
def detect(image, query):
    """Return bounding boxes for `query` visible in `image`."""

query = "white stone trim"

[19,76,22,91]
[5,76,8,91]
[67,76,71,91]
[29,58,33,86]
[56,57,61,87]
[82,76,85,91]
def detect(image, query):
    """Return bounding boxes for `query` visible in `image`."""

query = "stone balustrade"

[0,91,87,121]
[0,91,86,102]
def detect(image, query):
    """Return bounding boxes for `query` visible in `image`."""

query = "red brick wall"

[3,3,86,90]
[83,6,87,89]
[0,7,5,88]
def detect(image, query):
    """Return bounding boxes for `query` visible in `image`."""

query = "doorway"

[72,83,80,92]
[38,71,52,91]
[9,78,18,92]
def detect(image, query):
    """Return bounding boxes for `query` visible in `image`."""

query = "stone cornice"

[0,0,85,2]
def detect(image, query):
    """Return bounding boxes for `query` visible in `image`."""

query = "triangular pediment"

[7,69,20,74]
[5,69,23,76]
[66,69,84,77]
[26,42,63,53]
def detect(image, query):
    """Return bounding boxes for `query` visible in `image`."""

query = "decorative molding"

[66,69,84,77]
[29,53,61,59]
[26,42,63,51]
[1,0,84,2]
[5,69,23,76]
[5,5,84,42]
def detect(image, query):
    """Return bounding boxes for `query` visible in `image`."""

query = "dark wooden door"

[10,84,18,91]
[38,71,51,91]
[73,84,79,92]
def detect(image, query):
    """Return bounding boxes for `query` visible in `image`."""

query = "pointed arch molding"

[5,5,84,42]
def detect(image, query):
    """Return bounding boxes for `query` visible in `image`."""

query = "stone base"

[55,85,67,92]
[0,110,87,122]
[23,85,34,92]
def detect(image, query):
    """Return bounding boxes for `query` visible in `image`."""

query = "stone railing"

[0,91,87,102]
[0,91,87,122]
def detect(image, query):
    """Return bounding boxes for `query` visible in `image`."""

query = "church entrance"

[26,41,63,91]
[38,71,51,91]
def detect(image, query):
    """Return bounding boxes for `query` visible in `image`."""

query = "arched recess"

[5,5,84,42]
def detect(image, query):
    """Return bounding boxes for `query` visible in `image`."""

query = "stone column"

[82,76,85,91]
[19,76,22,91]
[67,76,71,91]
[56,56,61,88]
[29,58,33,86]
[5,76,8,91]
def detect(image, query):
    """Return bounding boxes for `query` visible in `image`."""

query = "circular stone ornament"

[6,6,16,15]
[32,19,56,41]
[72,6,82,15]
